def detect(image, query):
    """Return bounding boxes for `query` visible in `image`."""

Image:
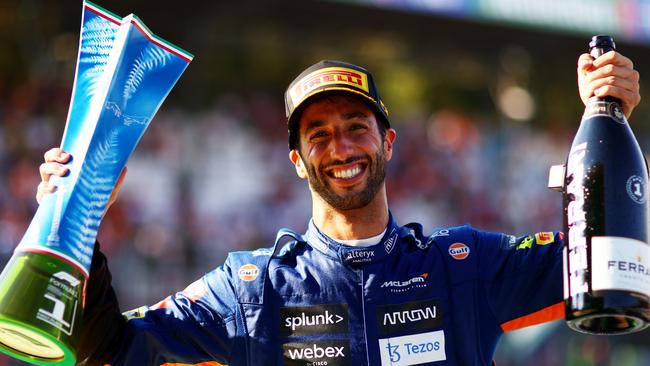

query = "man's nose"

[329,132,354,160]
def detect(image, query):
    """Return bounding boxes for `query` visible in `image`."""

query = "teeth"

[333,166,361,179]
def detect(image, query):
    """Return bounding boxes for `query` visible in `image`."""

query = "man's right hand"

[37,148,126,211]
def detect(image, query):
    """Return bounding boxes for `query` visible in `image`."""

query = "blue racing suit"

[80,213,564,366]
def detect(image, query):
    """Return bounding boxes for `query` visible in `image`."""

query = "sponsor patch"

[344,249,376,264]
[448,243,470,260]
[516,236,533,250]
[280,304,349,337]
[381,273,428,293]
[535,232,555,245]
[500,235,518,249]
[376,299,442,337]
[238,264,260,281]
[431,229,450,238]
[384,229,398,254]
[378,330,446,365]
[283,339,351,366]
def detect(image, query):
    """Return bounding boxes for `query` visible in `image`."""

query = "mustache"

[320,156,367,170]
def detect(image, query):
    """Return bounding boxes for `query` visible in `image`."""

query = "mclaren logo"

[381,273,428,293]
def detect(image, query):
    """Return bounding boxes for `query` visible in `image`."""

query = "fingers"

[36,181,56,204]
[592,50,633,69]
[43,148,70,164]
[584,64,639,86]
[577,53,595,76]
[577,51,641,118]
[39,162,69,183]
[37,148,71,204]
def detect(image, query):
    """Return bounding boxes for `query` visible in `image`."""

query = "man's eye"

[310,131,328,140]
[350,124,367,131]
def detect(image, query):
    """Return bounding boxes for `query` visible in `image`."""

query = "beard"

[302,149,387,211]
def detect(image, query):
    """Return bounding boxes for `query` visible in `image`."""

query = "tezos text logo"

[378,330,446,366]
[448,243,470,260]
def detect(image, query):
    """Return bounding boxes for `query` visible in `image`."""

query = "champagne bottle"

[563,35,650,334]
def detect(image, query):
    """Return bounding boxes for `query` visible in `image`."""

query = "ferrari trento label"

[376,299,442,337]
[378,330,446,366]
[591,236,650,297]
[280,304,349,337]
[582,100,626,124]
[283,340,351,366]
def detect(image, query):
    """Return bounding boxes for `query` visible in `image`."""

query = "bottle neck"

[589,46,622,105]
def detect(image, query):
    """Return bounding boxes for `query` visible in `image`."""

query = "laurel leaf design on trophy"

[61,127,121,267]
[123,45,172,105]
[78,17,118,98]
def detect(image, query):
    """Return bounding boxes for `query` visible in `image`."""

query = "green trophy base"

[0,251,85,365]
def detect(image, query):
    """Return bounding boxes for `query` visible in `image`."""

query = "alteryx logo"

[378,330,446,366]
[344,250,375,264]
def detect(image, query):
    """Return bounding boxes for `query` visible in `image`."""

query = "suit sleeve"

[76,243,127,365]
[77,243,239,366]
[476,230,565,332]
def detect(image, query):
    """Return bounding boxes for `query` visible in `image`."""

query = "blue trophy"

[0,2,192,365]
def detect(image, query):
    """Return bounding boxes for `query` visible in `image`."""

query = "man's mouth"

[333,165,362,179]
[325,162,366,181]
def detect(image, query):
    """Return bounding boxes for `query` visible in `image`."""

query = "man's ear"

[384,128,397,161]
[289,149,308,179]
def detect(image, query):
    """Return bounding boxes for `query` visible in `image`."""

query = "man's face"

[290,95,395,210]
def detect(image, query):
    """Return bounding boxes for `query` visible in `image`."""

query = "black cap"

[284,60,390,150]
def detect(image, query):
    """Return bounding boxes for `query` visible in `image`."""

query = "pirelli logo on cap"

[289,67,370,107]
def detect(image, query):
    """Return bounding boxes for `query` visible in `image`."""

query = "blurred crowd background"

[1,0,650,365]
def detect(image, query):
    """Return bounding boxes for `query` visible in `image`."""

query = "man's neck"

[311,191,389,241]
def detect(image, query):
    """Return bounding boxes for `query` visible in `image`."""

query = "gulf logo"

[238,264,260,281]
[448,243,470,260]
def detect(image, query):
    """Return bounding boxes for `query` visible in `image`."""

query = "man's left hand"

[578,51,641,119]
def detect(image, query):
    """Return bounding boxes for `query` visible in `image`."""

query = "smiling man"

[37,54,641,366]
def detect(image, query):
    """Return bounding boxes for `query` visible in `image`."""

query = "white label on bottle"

[591,236,650,297]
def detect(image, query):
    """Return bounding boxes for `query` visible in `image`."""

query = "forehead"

[299,95,373,125]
